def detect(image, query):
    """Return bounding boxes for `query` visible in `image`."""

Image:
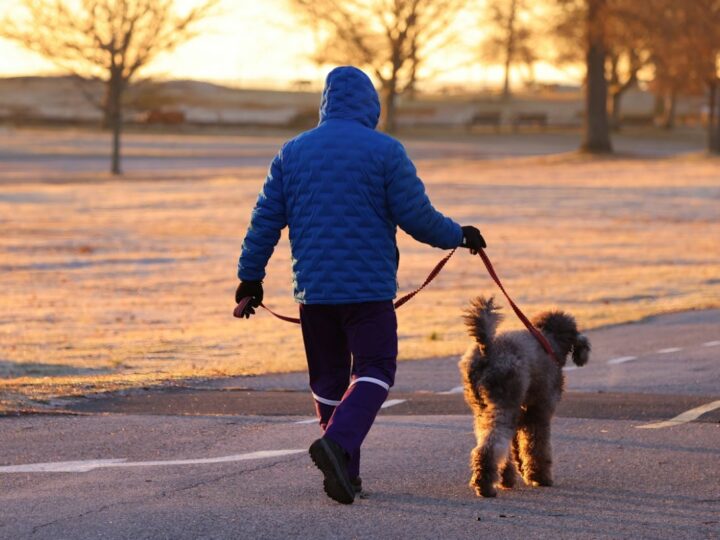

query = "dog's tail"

[463,296,503,355]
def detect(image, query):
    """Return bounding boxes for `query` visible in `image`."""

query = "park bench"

[466,111,502,132]
[141,109,185,125]
[511,112,548,131]
[620,113,654,126]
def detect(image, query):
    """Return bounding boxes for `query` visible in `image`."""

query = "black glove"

[461,226,487,255]
[235,280,263,318]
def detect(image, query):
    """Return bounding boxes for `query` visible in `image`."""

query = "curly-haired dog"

[459,296,590,497]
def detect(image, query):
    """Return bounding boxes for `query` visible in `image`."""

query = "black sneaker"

[350,476,362,494]
[309,438,355,504]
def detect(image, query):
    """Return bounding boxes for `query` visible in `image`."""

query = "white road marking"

[636,400,720,429]
[437,385,464,395]
[702,340,720,347]
[294,398,406,421]
[0,450,305,474]
[607,356,637,365]
[381,399,406,409]
[562,366,578,371]
[656,347,682,354]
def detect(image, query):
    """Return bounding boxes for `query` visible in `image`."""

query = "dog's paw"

[526,474,553,487]
[474,484,497,498]
[500,473,517,489]
[471,479,498,498]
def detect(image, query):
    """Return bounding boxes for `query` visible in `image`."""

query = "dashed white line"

[381,399,406,409]
[562,366,578,371]
[702,340,720,347]
[607,356,637,365]
[656,347,682,354]
[0,449,306,474]
[636,400,720,429]
[438,386,464,395]
[294,418,317,424]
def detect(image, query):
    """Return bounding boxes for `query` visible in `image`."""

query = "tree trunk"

[581,0,613,154]
[609,52,638,133]
[661,91,676,130]
[381,81,398,134]
[715,89,720,155]
[653,92,664,126]
[611,90,622,132]
[102,85,113,130]
[611,80,638,132]
[105,73,124,175]
[502,55,512,100]
[502,0,518,100]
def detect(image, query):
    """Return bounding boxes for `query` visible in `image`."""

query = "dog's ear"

[571,334,591,366]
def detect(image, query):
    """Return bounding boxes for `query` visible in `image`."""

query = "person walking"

[235,66,486,504]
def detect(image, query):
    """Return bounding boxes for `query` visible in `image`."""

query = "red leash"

[234,248,557,362]
[233,249,457,325]
[476,249,558,362]
[393,248,457,309]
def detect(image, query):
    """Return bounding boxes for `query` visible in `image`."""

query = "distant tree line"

[1,0,719,174]
[292,0,720,154]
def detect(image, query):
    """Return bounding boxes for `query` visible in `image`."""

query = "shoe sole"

[309,439,355,504]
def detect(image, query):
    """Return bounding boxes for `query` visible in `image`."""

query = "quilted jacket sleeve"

[237,152,287,281]
[385,142,463,249]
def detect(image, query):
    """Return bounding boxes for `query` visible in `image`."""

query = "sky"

[0,0,583,90]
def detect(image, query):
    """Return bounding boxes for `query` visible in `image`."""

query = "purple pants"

[299,300,398,479]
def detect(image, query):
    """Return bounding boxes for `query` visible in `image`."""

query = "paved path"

[1,310,718,539]
[0,128,706,179]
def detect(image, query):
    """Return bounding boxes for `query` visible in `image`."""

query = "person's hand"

[461,226,487,255]
[234,280,263,318]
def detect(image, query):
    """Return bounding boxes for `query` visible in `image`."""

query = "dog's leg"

[469,443,493,497]
[511,432,523,477]
[470,413,513,497]
[500,424,522,489]
[500,451,518,489]
[518,410,553,487]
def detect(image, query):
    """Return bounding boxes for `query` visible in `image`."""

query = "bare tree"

[678,0,720,154]
[582,0,613,152]
[480,0,539,99]
[603,1,651,131]
[1,0,217,175]
[606,48,641,129]
[290,0,467,133]
[553,0,613,153]
[640,0,720,153]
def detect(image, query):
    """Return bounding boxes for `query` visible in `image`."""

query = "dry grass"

[1,147,719,412]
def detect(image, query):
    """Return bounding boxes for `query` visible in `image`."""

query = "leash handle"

[233,297,252,318]
[477,249,558,361]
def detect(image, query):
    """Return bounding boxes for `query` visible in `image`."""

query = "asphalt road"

[1,310,718,539]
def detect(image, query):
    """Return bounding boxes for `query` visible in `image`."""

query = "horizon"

[0,0,584,91]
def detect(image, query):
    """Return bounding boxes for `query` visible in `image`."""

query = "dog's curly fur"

[459,296,590,497]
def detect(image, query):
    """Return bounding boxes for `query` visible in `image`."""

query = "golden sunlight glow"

[0,0,581,89]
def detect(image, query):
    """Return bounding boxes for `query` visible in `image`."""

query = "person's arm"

[384,142,463,248]
[237,151,287,283]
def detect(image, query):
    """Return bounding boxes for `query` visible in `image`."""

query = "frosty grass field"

[1,127,718,412]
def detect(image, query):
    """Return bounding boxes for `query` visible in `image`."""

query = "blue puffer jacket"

[238,66,463,304]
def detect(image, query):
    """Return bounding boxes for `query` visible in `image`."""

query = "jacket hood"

[319,66,380,129]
